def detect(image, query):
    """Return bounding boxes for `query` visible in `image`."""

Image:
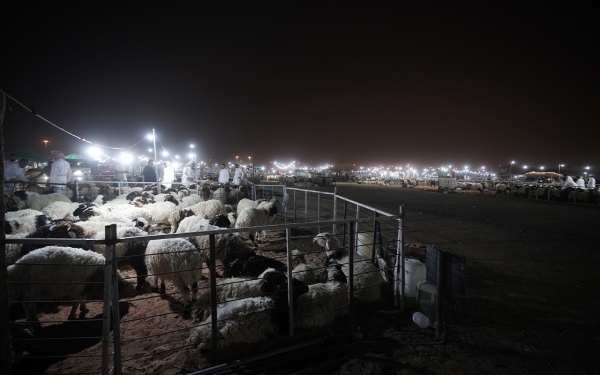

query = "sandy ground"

[10,182,600,374]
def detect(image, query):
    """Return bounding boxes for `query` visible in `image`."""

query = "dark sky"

[2,2,598,171]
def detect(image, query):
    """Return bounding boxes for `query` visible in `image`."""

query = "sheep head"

[126,191,142,201]
[129,196,149,207]
[209,214,231,228]
[73,202,98,220]
[180,209,195,220]
[143,223,172,235]
[48,221,85,239]
[77,194,92,203]
[180,208,194,220]
[313,233,343,259]
[132,217,149,229]
[164,194,179,205]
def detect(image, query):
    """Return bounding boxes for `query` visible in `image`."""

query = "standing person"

[4,158,29,193]
[233,163,244,185]
[91,160,101,179]
[587,174,596,189]
[576,176,585,188]
[160,161,175,188]
[561,175,577,189]
[142,159,157,186]
[182,161,196,187]
[49,150,72,195]
[114,160,128,187]
[218,163,230,184]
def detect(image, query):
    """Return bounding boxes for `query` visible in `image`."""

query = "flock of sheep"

[4,182,386,352]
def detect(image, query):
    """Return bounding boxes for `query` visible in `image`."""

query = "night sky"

[2,3,598,171]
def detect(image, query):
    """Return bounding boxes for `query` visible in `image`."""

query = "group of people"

[219,163,247,185]
[559,175,596,190]
[3,150,73,195]
[139,160,250,188]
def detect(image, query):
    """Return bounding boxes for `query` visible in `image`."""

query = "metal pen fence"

[5,189,406,374]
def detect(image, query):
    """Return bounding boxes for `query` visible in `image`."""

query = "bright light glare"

[120,153,133,164]
[162,151,169,157]
[188,153,194,159]
[147,134,154,140]
[88,147,101,158]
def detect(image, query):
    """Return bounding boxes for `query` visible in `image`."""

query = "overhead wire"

[1,89,195,162]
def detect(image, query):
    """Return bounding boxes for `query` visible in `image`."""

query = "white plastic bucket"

[404,258,426,308]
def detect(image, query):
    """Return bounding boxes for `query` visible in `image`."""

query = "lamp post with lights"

[43,140,48,158]
[558,164,564,175]
[148,128,160,194]
[509,161,515,180]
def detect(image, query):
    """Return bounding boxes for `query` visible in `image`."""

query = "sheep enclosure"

[6,185,402,375]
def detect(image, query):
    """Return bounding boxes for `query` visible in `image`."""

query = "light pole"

[189,144,195,162]
[509,161,515,180]
[147,128,160,194]
[558,164,564,175]
[43,140,48,158]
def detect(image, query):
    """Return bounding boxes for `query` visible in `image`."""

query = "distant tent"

[64,153,86,160]
[4,148,47,163]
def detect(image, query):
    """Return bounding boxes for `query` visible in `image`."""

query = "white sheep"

[189,277,309,350]
[236,197,277,215]
[4,214,51,236]
[41,201,80,220]
[185,199,226,219]
[313,233,383,305]
[5,209,44,218]
[145,238,205,308]
[294,280,349,329]
[192,267,277,321]
[179,194,203,208]
[140,201,184,233]
[25,192,73,211]
[7,246,107,328]
[175,216,210,234]
[190,297,277,350]
[235,201,278,242]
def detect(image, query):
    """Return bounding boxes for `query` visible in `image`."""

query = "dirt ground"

[10,182,600,374]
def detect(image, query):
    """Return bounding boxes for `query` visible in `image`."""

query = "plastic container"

[403,258,426,309]
[412,312,430,328]
[416,280,437,321]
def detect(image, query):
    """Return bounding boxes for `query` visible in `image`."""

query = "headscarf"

[185,161,196,168]
[50,150,65,161]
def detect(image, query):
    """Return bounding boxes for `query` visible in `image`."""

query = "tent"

[4,148,48,163]
[64,153,86,160]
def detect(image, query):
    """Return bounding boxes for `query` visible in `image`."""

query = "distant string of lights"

[274,161,295,170]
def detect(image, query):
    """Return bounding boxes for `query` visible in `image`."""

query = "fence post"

[293,190,297,224]
[348,222,355,323]
[354,205,360,256]
[317,193,321,233]
[396,205,405,309]
[342,201,348,248]
[101,225,115,375]
[285,228,294,337]
[107,224,123,375]
[209,234,218,353]
[304,190,308,223]
[333,187,338,235]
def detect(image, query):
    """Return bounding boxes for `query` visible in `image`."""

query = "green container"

[416,280,437,321]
